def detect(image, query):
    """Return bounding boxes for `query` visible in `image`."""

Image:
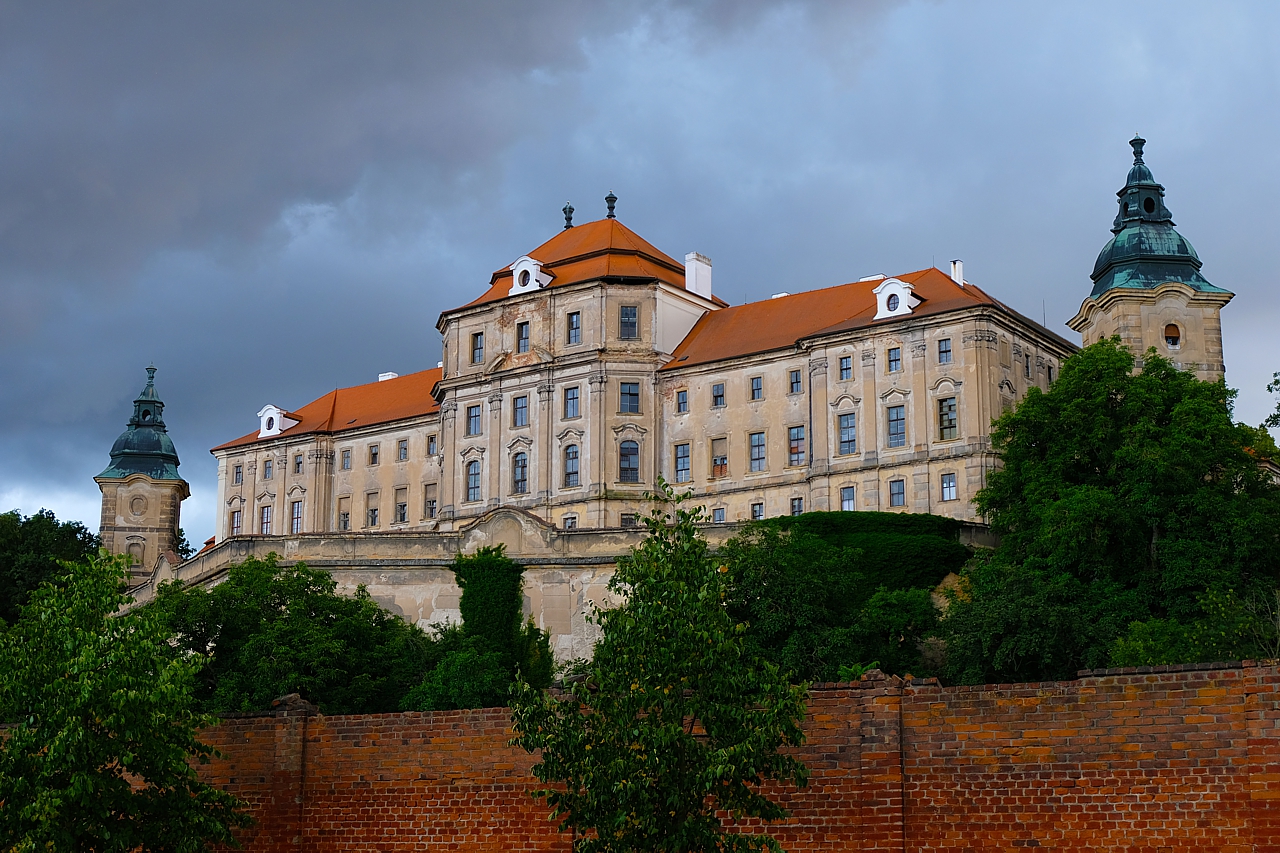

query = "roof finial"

[605,190,617,219]
[562,201,574,230]
[1130,134,1146,164]
[146,364,157,385]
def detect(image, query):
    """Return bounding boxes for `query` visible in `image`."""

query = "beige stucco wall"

[96,472,188,580]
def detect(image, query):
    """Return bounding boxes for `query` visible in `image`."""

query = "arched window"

[512,452,529,494]
[564,444,580,487]
[1164,324,1181,349]
[619,441,640,483]
[466,460,481,502]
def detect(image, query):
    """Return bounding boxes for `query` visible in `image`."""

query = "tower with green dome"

[95,365,190,580]
[1068,136,1233,381]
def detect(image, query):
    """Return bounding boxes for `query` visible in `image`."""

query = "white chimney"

[950,259,964,287]
[437,361,443,369]
[685,252,713,299]
[378,372,399,382]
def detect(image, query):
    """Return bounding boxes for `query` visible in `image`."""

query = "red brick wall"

[200,662,1280,852]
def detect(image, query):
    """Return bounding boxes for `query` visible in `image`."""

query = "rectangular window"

[262,459,273,480]
[838,412,857,455]
[233,464,243,485]
[1047,365,1055,384]
[1025,353,1033,378]
[620,382,640,413]
[788,426,806,466]
[749,432,766,472]
[567,311,582,345]
[427,434,437,456]
[397,439,408,461]
[620,305,638,339]
[941,472,958,502]
[471,332,485,364]
[620,513,638,528]
[366,494,379,528]
[712,507,726,523]
[513,395,529,427]
[341,449,351,470]
[563,386,579,419]
[337,496,350,531]
[424,483,438,519]
[938,338,953,364]
[841,486,856,511]
[466,461,481,502]
[750,376,763,400]
[712,383,725,407]
[889,479,906,507]
[789,369,802,394]
[516,321,530,353]
[512,454,529,494]
[711,437,728,478]
[260,505,272,535]
[750,502,764,520]
[790,497,804,516]
[291,500,303,534]
[888,347,902,372]
[938,396,958,440]
[887,405,906,448]
[395,487,408,523]
[562,514,578,530]
[369,444,379,465]
[294,455,303,474]
[674,443,691,483]
[466,404,481,436]
[230,509,242,536]
[839,356,852,380]
[676,390,688,413]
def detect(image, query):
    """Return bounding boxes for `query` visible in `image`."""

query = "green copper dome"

[1089,136,1229,299]
[97,366,184,481]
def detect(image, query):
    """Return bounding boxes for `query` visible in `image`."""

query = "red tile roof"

[211,367,442,453]
[455,218,714,311]
[660,268,1042,371]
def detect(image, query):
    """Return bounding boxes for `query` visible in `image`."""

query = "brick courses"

[199,662,1280,851]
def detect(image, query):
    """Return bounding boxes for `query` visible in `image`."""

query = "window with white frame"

[466,460,481,502]
[674,443,691,483]
[340,449,351,470]
[838,413,857,455]
[788,426,805,466]
[839,356,852,380]
[260,505,272,534]
[938,397,957,440]
[294,454,304,474]
[711,383,725,407]
[940,472,958,502]
[887,405,906,448]
[749,432,766,472]
[230,509,242,536]
[562,514,578,530]
[397,440,408,462]
[676,390,688,413]
[567,312,581,345]
[516,321,530,353]
[291,500,303,533]
[887,347,902,373]
[789,369,802,394]
[712,507,726,523]
[513,395,529,427]
[564,386,579,419]
[262,459,273,480]
[750,376,763,400]
[790,497,804,516]
[427,434,437,455]
[750,502,764,520]
[938,338,953,364]
[889,479,905,507]
[619,441,640,483]
[466,405,481,436]
[512,452,529,494]
[620,382,640,413]
[233,464,243,484]
[471,332,485,364]
[620,305,638,339]
[369,444,379,466]
[840,486,856,511]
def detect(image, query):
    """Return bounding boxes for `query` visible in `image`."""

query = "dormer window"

[256,405,299,438]
[508,256,552,296]
[872,278,921,320]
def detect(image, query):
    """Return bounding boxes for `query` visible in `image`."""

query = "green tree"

[1265,371,1280,430]
[511,484,808,853]
[0,554,249,852]
[942,339,1280,683]
[0,508,99,624]
[150,554,434,714]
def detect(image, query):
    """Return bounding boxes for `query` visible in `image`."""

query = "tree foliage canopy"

[0,508,99,624]
[942,339,1280,683]
[150,554,435,714]
[511,485,808,853]
[0,554,249,852]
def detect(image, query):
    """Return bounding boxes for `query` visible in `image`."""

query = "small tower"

[1069,137,1234,381]
[95,366,190,580]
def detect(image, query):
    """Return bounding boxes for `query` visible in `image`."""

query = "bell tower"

[95,366,190,580]
[1068,136,1234,381]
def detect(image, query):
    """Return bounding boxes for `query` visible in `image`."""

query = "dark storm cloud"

[2,1,1278,541]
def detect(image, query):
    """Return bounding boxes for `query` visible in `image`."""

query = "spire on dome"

[605,190,617,219]
[98,365,183,481]
[563,201,574,230]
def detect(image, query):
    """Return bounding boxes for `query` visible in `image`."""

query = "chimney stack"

[685,252,713,299]
[950,259,964,287]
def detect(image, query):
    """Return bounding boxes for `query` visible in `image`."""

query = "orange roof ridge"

[211,367,443,453]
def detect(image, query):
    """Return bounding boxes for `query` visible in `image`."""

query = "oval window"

[887,294,900,311]
[1143,197,1156,214]
[1164,324,1180,348]
[266,416,275,430]
[519,270,531,286]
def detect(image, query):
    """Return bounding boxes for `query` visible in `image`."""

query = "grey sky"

[2,1,1278,544]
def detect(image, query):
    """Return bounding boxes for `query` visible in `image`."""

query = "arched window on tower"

[1164,324,1181,349]
[619,441,640,483]
[563,444,579,487]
